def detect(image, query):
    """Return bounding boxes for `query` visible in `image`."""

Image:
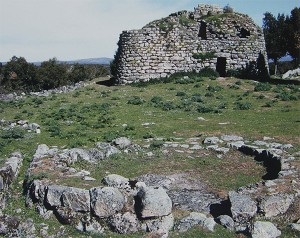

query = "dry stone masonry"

[18,135,300,236]
[113,4,268,84]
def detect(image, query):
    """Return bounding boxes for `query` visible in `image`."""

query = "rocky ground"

[0,135,299,237]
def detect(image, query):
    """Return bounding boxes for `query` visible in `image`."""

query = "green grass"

[1,76,299,237]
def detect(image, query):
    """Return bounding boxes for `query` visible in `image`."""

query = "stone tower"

[112,4,268,84]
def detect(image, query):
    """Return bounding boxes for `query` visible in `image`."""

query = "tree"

[286,7,300,66]
[263,13,287,75]
[37,58,67,90]
[2,56,37,91]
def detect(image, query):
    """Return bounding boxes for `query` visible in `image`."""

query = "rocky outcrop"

[113,4,268,84]
[0,152,23,210]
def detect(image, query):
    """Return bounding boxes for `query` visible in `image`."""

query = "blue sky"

[0,0,298,62]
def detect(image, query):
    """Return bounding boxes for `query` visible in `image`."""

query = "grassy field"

[1,75,300,237]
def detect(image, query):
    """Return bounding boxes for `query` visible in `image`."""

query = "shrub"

[264,101,274,107]
[162,101,176,111]
[276,92,298,101]
[151,96,163,104]
[191,94,203,102]
[254,82,272,92]
[197,105,215,113]
[127,96,145,105]
[235,101,252,110]
[229,84,240,90]
[0,127,25,139]
[103,131,120,142]
[150,141,164,148]
[176,91,187,97]
[198,67,219,79]
[207,85,223,92]
[143,132,155,139]
[205,92,214,97]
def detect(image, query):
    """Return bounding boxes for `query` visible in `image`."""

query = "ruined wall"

[113,4,268,84]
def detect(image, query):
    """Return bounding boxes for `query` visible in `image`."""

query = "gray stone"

[251,221,281,238]
[227,141,245,149]
[221,135,244,141]
[83,176,96,181]
[290,223,300,232]
[217,215,234,231]
[137,186,172,218]
[102,174,130,189]
[113,137,132,149]
[95,142,120,158]
[229,191,257,224]
[76,217,104,234]
[28,123,40,131]
[258,195,294,217]
[68,148,94,164]
[90,187,125,218]
[282,68,300,79]
[176,212,216,232]
[108,212,139,234]
[143,213,174,233]
[45,185,68,207]
[203,137,222,145]
[61,187,90,212]
[34,144,49,159]
[136,174,174,190]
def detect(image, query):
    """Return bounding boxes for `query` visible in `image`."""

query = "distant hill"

[31,57,113,66]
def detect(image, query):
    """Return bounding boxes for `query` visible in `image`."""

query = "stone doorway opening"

[199,22,207,39]
[216,57,226,77]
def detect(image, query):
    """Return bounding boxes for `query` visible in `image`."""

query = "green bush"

[176,91,187,97]
[151,96,163,105]
[235,101,252,110]
[191,94,203,102]
[127,96,145,105]
[197,105,215,113]
[0,128,25,139]
[162,101,176,111]
[254,82,272,92]
[103,131,120,142]
[207,85,223,92]
[276,92,298,101]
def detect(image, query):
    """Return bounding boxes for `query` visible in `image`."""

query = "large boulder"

[143,213,174,233]
[229,191,257,227]
[45,185,68,207]
[251,221,281,238]
[113,137,132,149]
[217,215,235,231]
[90,187,125,218]
[282,68,300,79]
[176,212,216,232]
[258,195,294,217]
[102,174,130,189]
[136,186,172,218]
[33,144,49,159]
[108,212,139,234]
[61,187,90,212]
[95,142,120,158]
